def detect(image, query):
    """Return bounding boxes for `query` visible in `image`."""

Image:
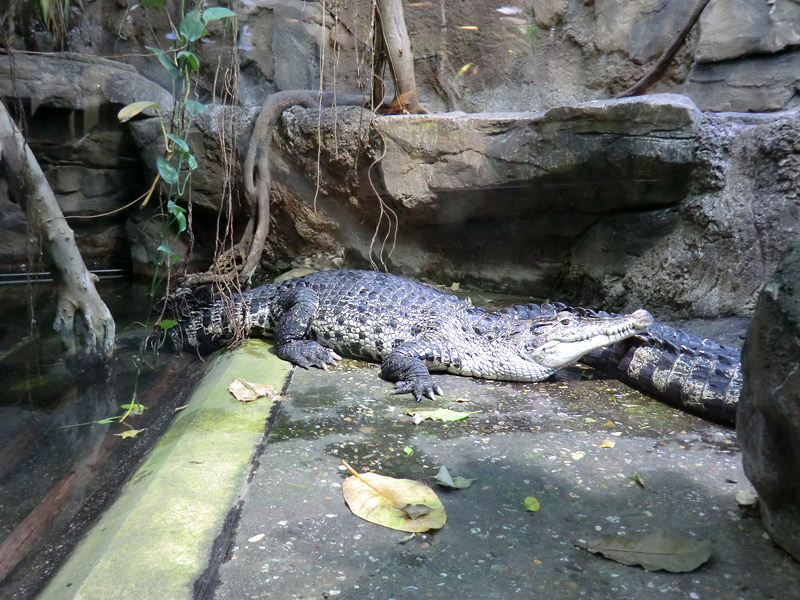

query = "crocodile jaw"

[530,309,653,369]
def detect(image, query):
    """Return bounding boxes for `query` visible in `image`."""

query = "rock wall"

[1,1,800,316]
[4,0,799,114]
[0,54,172,273]
[270,94,800,316]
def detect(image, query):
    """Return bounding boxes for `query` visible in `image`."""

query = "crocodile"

[172,269,652,401]
[173,269,742,425]
[497,303,742,426]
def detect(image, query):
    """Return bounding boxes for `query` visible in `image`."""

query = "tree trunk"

[374,0,426,114]
[0,100,115,358]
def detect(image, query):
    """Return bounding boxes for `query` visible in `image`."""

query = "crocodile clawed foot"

[278,341,342,370]
[392,378,444,401]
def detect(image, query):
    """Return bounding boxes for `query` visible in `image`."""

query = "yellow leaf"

[228,378,280,403]
[342,464,446,533]
[115,429,144,439]
[458,25,479,31]
[405,408,481,424]
[599,439,616,448]
[117,101,158,123]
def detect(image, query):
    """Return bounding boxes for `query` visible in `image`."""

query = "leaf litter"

[341,460,446,533]
[433,465,475,489]
[228,378,282,403]
[586,530,712,572]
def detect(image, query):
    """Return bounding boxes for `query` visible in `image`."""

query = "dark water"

[0,278,202,599]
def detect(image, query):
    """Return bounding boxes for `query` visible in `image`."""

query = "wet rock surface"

[739,236,800,561]
[210,361,800,599]
[274,96,800,318]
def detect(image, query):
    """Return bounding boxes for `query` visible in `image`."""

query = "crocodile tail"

[582,324,741,427]
[167,285,276,353]
[497,303,741,426]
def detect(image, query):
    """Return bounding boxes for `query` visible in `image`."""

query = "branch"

[617,0,711,98]
[374,0,427,114]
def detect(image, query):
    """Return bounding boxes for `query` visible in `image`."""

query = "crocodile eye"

[560,317,570,325]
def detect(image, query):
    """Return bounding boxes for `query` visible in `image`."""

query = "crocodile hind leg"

[273,287,341,369]
[380,342,445,401]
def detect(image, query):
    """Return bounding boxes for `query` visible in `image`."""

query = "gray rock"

[0,53,172,114]
[696,0,800,62]
[687,50,800,113]
[739,236,800,561]
[271,94,800,317]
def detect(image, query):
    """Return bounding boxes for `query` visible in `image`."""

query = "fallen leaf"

[403,446,414,456]
[434,465,475,489]
[248,533,265,543]
[570,451,585,461]
[629,473,646,488]
[524,496,540,512]
[405,408,482,424]
[587,530,712,572]
[598,439,616,448]
[228,378,280,403]
[735,489,759,517]
[117,100,157,123]
[115,429,144,439]
[397,503,432,519]
[342,461,446,533]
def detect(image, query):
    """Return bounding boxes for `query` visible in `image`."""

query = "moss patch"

[40,340,290,600]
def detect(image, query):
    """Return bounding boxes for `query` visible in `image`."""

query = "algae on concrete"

[40,340,290,600]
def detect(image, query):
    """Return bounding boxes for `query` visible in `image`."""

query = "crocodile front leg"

[380,342,445,401]
[273,287,341,369]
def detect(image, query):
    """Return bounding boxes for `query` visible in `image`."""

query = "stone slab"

[211,358,800,599]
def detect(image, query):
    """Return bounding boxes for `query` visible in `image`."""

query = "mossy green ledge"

[40,340,291,600]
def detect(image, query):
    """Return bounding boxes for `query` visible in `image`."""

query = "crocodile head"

[527,309,653,370]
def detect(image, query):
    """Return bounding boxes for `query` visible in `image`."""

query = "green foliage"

[118,2,237,245]
[185,100,207,116]
[113,1,237,427]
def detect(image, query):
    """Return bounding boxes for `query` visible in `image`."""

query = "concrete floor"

[211,359,800,600]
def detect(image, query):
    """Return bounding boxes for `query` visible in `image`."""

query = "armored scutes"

[173,270,652,401]
[498,303,742,426]
[173,269,742,425]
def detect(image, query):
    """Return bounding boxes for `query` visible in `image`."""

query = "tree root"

[617,0,711,98]
[0,99,115,359]
[181,90,366,289]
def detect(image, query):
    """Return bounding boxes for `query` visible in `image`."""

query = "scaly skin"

[497,303,742,426]
[173,270,652,401]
